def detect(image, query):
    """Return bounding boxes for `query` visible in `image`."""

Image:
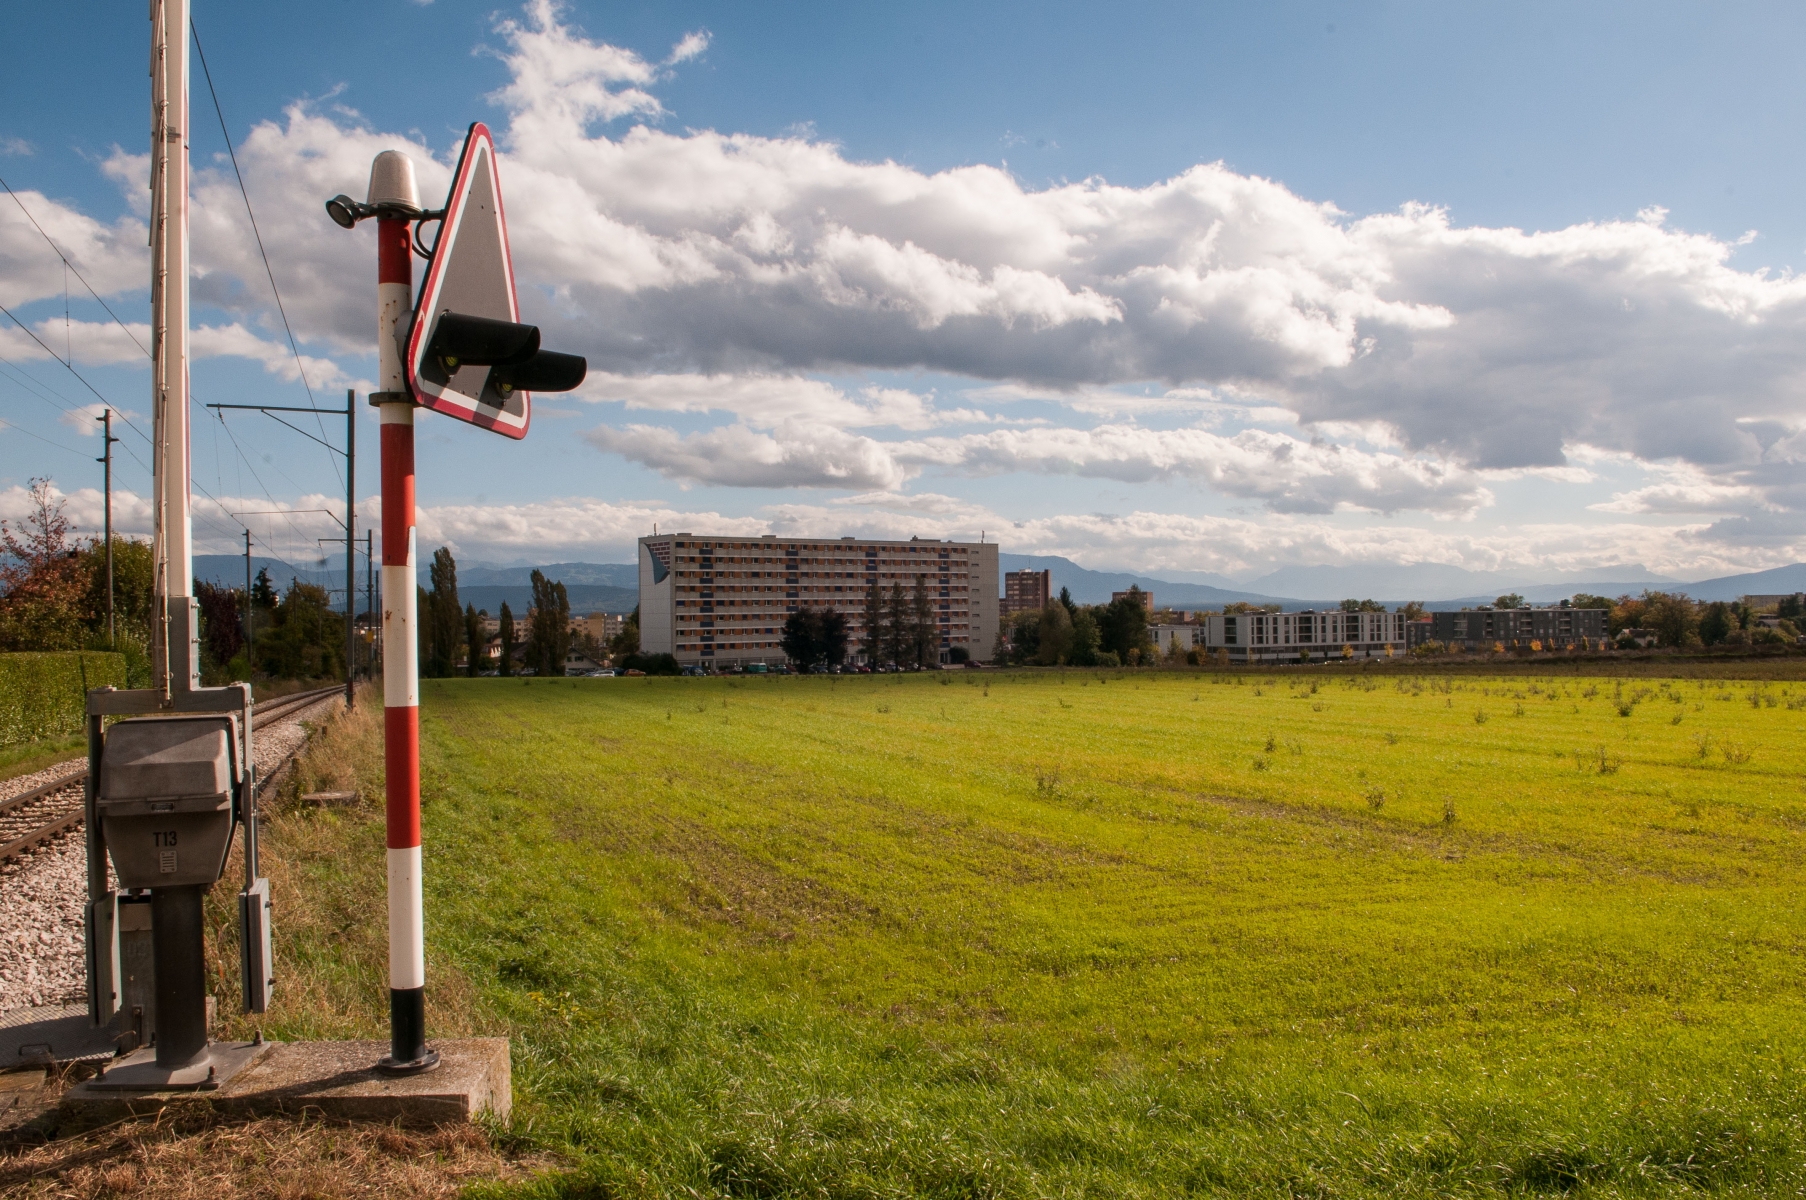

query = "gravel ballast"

[0,695,341,1016]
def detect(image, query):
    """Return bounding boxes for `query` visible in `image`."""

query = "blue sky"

[2,1,1803,585]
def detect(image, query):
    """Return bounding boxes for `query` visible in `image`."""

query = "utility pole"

[95,409,118,648]
[244,529,254,668]
[345,388,356,709]
[365,529,374,682]
[149,0,196,700]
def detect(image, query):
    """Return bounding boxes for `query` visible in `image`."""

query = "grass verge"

[40,666,1806,1197]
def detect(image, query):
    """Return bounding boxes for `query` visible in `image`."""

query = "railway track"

[0,685,346,866]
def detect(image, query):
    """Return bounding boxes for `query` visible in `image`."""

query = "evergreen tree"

[1068,608,1100,666]
[527,569,572,675]
[498,601,516,676]
[883,583,909,667]
[821,608,849,668]
[609,605,640,659]
[465,604,484,675]
[781,608,822,670]
[910,574,936,667]
[782,607,852,671]
[1097,587,1155,664]
[424,546,461,677]
[861,577,884,666]
[1036,600,1073,665]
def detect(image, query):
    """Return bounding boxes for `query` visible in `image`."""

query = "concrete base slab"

[59,1038,509,1128]
[0,1004,116,1066]
[83,1039,272,1091]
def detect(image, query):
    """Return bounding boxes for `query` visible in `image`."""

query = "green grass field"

[263,668,1806,1197]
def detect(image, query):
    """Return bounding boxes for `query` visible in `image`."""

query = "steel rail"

[0,685,346,864]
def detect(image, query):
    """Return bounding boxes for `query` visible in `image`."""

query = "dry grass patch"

[1,1107,540,1199]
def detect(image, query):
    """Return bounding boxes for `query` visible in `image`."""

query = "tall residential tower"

[640,534,999,669]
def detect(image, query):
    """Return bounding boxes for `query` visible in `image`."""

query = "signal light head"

[427,313,540,368]
[325,194,366,229]
[491,350,587,396]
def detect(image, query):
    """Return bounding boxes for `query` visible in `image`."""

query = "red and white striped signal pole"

[369,152,435,1073]
[327,133,582,1071]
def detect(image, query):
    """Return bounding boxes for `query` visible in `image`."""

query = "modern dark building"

[1004,568,1052,616]
[1428,606,1608,650]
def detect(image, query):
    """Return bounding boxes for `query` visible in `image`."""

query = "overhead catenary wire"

[190,19,343,494]
[1,160,296,536]
[2,47,346,559]
[0,172,152,360]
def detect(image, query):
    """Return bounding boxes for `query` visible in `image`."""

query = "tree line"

[0,478,347,683]
[1001,586,1161,667]
[1568,591,1799,649]
[415,546,649,677]
[777,574,961,671]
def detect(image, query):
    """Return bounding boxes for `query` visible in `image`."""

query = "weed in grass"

[1366,787,1385,811]
[1251,756,1269,771]
[1384,731,1399,745]
[1673,710,1685,725]
[1723,740,1753,764]
[1474,708,1488,724]
[1441,797,1457,824]
[1264,733,1277,752]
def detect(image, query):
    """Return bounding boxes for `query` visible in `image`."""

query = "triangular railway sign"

[405,123,531,439]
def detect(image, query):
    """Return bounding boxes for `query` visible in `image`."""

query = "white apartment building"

[1200,610,1406,663]
[1151,624,1203,656]
[639,533,1000,668]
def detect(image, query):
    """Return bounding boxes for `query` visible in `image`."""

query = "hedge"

[0,652,128,747]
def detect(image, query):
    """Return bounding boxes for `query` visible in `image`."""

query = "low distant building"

[575,612,627,644]
[1405,618,1434,650]
[1151,624,1203,656]
[1743,593,1804,612]
[1004,569,1052,616]
[1199,609,1405,662]
[563,650,602,675]
[1428,606,1607,651]
[1113,589,1154,611]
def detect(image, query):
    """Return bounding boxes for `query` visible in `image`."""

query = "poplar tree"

[910,574,936,667]
[527,569,572,675]
[424,546,460,678]
[883,583,908,668]
[497,601,515,676]
[862,577,884,666]
[464,604,484,676]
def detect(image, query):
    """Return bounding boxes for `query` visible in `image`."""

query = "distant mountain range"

[195,551,1806,615]
[194,554,638,615]
[997,554,1806,610]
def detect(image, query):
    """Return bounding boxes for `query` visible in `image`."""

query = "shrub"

[0,651,127,747]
